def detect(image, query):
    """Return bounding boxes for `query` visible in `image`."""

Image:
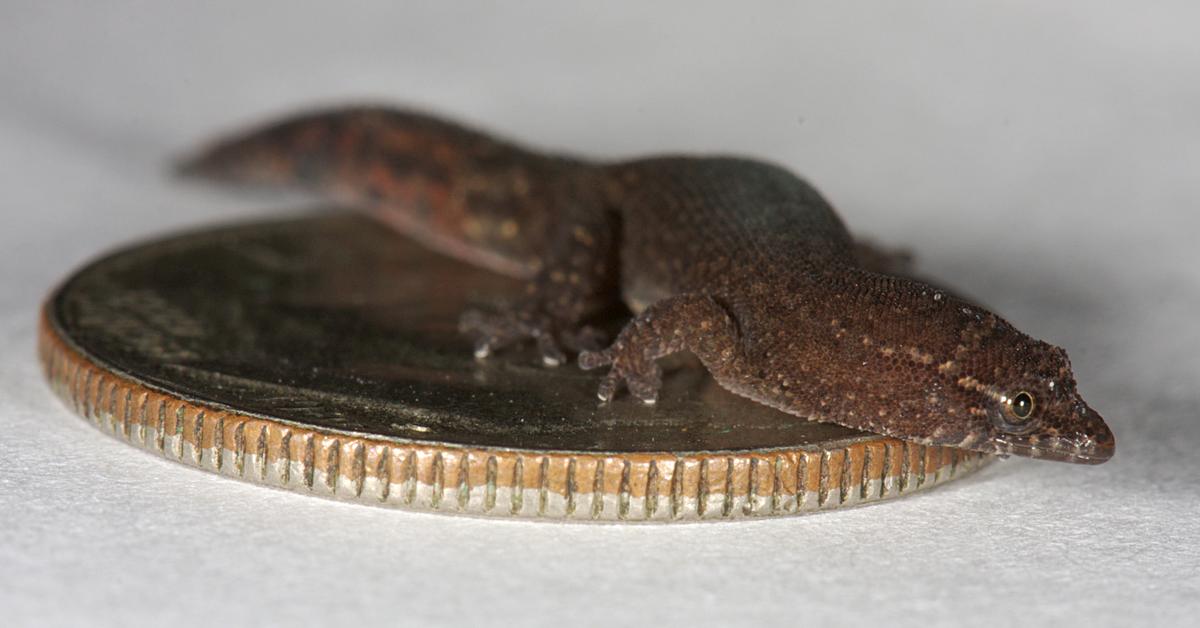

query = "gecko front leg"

[460,206,620,366]
[578,294,743,403]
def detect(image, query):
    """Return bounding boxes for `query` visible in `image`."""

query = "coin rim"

[39,297,991,522]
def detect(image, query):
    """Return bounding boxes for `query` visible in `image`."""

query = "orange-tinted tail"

[178,106,583,278]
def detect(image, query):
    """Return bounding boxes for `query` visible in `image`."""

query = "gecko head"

[743,289,1114,465]
[951,313,1115,464]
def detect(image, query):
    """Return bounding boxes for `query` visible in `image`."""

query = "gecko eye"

[1007,391,1035,421]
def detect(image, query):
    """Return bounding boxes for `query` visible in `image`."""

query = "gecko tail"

[174,133,283,186]
[175,105,420,191]
[177,105,577,277]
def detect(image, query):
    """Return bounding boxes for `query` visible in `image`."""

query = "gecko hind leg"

[578,294,742,404]
[460,308,606,366]
[461,209,620,366]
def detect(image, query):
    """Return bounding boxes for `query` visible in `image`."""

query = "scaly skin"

[180,105,1115,464]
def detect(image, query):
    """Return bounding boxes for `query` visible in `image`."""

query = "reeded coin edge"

[37,303,992,522]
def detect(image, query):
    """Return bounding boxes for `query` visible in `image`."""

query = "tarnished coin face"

[39,211,989,521]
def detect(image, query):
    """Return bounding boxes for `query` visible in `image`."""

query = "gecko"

[179,105,1115,464]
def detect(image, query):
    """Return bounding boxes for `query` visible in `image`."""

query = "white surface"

[2,2,1198,626]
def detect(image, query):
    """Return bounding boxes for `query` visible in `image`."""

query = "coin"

[38,211,989,521]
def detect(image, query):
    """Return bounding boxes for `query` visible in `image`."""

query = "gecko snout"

[991,401,1114,464]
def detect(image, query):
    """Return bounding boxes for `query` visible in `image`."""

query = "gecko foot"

[577,294,738,405]
[578,343,662,404]
[460,308,606,367]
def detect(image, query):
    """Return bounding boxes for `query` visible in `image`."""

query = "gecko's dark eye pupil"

[1010,392,1035,421]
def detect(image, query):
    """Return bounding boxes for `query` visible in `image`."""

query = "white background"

[2,2,1197,626]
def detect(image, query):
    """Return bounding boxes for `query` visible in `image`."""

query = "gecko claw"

[626,367,662,404]
[536,334,566,367]
[460,306,589,368]
[596,372,619,403]
[579,345,662,404]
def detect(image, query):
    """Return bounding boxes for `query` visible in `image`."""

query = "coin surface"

[38,211,990,521]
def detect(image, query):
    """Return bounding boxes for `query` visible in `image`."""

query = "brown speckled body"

[181,106,1115,464]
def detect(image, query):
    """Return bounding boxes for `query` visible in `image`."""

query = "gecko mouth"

[990,437,1114,464]
[988,400,1115,464]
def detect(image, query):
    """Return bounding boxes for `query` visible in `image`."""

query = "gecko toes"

[625,366,662,403]
[536,334,566,367]
[596,371,619,403]
[577,349,611,370]
[582,343,662,404]
[460,306,590,369]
